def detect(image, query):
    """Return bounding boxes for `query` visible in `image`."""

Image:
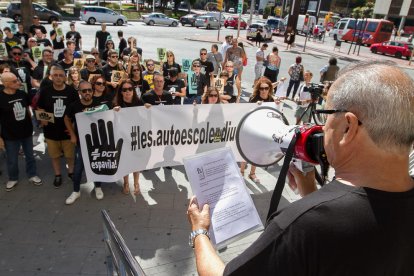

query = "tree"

[187,0,196,13]
[21,0,33,33]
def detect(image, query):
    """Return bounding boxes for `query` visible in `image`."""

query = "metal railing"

[102,210,146,276]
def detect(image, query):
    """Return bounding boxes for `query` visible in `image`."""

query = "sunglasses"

[167,55,173,57]
[147,64,154,66]
[122,87,134,92]
[111,55,119,58]
[208,94,218,98]
[80,88,93,93]
[259,86,270,91]
[200,53,207,55]
[92,52,99,55]
[95,81,104,86]
[132,69,140,72]
[226,65,233,68]
[193,64,200,67]
[52,74,66,78]
[12,52,22,56]
[86,59,95,62]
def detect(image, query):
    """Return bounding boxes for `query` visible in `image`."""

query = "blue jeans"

[5,136,37,181]
[184,95,201,104]
[73,145,101,192]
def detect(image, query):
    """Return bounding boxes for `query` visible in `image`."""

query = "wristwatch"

[189,229,210,248]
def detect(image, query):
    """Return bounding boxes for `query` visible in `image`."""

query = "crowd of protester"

[0,17,340,204]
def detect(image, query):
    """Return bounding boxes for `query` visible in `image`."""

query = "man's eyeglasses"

[312,109,363,126]
[193,64,200,67]
[12,52,22,56]
[111,55,119,58]
[132,69,140,72]
[80,88,93,93]
[200,53,207,55]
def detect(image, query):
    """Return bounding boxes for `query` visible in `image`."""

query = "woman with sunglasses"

[126,50,145,75]
[113,80,144,195]
[240,77,277,184]
[221,61,241,103]
[201,87,221,104]
[91,75,113,108]
[102,39,115,61]
[129,64,150,99]
[67,66,81,91]
[162,50,181,77]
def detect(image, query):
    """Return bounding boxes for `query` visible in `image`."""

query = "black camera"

[308,83,324,100]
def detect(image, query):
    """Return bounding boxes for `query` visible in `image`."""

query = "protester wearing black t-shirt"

[102,49,123,98]
[34,29,52,48]
[95,24,111,55]
[184,60,208,104]
[66,23,82,51]
[64,81,104,204]
[80,55,103,81]
[129,64,150,99]
[121,37,143,58]
[113,80,144,195]
[29,16,47,36]
[32,49,54,90]
[50,21,65,60]
[15,24,29,49]
[162,50,181,77]
[37,65,78,188]
[90,75,113,108]
[163,68,186,105]
[142,74,173,105]
[57,48,74,75]
[0,72,42,191]
[197,48,214,77]
[3,27,21,55]
[7,46,32,94]
[118,30,127,55]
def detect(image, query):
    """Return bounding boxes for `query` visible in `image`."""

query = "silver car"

[143,13,179,27]
[246,23,272,41]
[80,6,127,25]
[195,16,221,29]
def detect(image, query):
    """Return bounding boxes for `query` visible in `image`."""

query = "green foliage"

[351,0,373,18]
[108,3,121,10]
[263,6,271,19]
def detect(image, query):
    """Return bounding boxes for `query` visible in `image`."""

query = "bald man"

[0,72,42,191]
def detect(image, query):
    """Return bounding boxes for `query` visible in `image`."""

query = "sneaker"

[53,175,62,188]
[65,192,80,205]
[95,187,104,200]
[6,180,18,191]
[29,176,42,186]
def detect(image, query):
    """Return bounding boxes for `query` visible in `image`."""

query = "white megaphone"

[236,106,329,173]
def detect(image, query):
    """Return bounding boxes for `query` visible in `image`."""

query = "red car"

[224,16,247,29]
[370,40,413,59]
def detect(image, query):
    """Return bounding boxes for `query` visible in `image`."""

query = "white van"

[284,14,317,35]
[329,18,356,40]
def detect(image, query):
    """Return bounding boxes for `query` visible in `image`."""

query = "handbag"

[243,56,248,66]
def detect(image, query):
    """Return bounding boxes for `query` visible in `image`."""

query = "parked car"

[224,16,247,29]
[80,6,127,25]
[180,14,199,26]
[203,12,226,25]
[7,2,62,23]
[195,15,221,29]
[228,8,235,13]
[370,40,413,59]
[246,23,272,41]
[266,17,286,36]
[143,13,179,27]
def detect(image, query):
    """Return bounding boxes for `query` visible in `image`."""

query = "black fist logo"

[86,119,123,175]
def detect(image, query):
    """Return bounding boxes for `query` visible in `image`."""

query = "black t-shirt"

[57,60,74,75]
[164,78,185,105]
[29,24,47,36]
[36,38,52,48]
[15,32,29,49]
[223,180,414,276]
[80,68,103,81]
[119,38,127,55]
[50,30,65,49]
[95,31,110,50]
[37,85,78,140]
[8,61,32,93]
[131,78,150,98]
[66,99,99,142]
[186,72,208,97]
[121,47,143,58]
[93,93,113,109]
[102,63,121,97]
[66,31,82,50]
[141,90,173,105]
[197,59,214,76]
[0,90,33,140]
[4,36,22,54]
[223,73,237,97]
[162,62,181,77]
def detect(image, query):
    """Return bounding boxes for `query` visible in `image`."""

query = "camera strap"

[266,129,301,226]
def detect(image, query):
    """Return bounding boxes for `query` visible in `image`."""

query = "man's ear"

[340,113,359,145]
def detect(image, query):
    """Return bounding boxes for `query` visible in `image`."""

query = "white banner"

[76,103,280,182]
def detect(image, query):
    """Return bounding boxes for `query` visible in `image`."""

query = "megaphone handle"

[266,130,301,225]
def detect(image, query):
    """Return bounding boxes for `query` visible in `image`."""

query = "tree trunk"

[46,0,62,13]
[173,0,180,13]
[21,0,33,33]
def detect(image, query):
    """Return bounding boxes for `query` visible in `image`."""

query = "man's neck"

[53,83,65,91]
[80,98,93,105]
[3,88,16,95]
[109,61,117,67]
[154,88,163,96]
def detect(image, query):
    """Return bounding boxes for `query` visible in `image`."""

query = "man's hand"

[0,137,4,150]
[287,163,317,197]
[187,196,210,231]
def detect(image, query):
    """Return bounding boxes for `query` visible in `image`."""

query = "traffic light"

[217,0,223,11]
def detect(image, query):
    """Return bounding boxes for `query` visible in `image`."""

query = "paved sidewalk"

[0,103,300,275]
